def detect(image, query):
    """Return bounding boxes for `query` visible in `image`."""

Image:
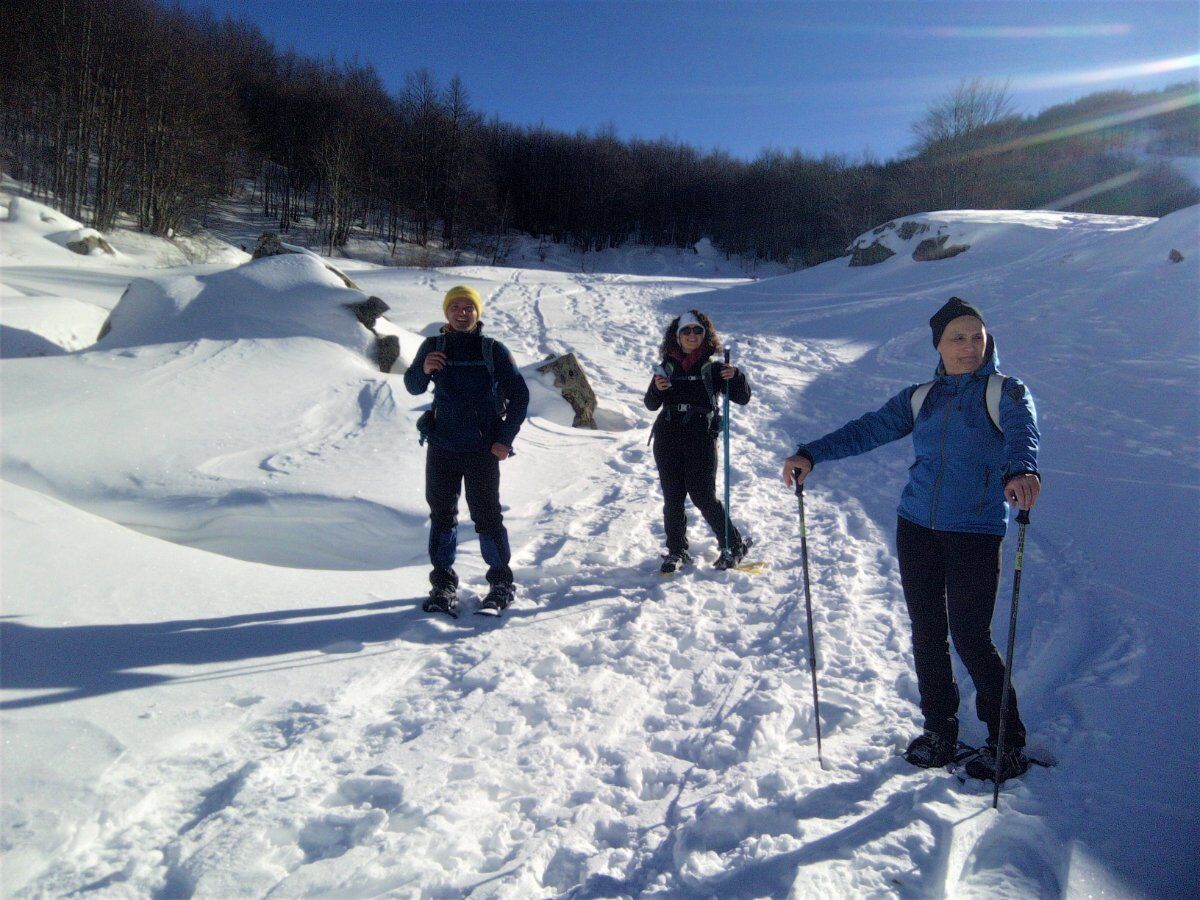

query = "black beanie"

[930,296,985,347]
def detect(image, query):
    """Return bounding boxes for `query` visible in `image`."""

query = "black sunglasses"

[678,325,705,336]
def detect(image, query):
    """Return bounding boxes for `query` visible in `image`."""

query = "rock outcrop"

[912,235,971,262]
[345,296,399,373]
[66,234,115,256]
[537,353,597,429]
[847,241,895,267]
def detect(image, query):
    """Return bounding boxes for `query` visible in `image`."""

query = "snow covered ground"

[2,191,1198,898]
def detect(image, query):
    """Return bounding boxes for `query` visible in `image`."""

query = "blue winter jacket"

[404,325,529,453]
[796,339,1038,535]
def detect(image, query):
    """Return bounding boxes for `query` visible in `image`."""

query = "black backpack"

[417,334,508,445]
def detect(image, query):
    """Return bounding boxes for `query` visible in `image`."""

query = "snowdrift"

[96,254,379,352]
[0,196,121,262]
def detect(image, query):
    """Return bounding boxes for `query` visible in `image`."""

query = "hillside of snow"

[2,190,1198,898]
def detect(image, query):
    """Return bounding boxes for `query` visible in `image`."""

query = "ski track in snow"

[4,202,1197,897]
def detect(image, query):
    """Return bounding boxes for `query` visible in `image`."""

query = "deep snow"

[2,191,1198,898]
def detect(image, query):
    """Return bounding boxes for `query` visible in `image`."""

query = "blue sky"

[181,0,1199,160]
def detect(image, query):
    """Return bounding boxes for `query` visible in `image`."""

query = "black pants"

[896,516,1025,747]
[653,426,740,553]
[426,446,512,586]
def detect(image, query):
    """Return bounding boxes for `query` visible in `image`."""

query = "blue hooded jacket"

[404,325,529,453]
[796,338,1038,535]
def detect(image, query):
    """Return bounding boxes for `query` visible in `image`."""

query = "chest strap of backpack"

[665,361,718,408]
[910,373,1004,432]
[650,361,720,442]
[430,335,506,417]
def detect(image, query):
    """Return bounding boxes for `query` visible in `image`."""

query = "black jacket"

[645,357,751,441]
[404,325,529,453]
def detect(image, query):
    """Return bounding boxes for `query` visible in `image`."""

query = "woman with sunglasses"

[645,310,752,574]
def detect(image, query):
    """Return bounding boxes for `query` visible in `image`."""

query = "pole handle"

[724,348,731,365]
[1017,508,1031,525]
[795,478,804,498]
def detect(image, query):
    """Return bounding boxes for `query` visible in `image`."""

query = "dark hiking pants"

[896,515,1025,747]
[653,426,741,554]
[426,446,512,587]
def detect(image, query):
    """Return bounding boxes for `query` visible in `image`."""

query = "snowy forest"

[3,0,1198,264]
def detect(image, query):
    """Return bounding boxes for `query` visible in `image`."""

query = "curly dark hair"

[659,309,723,361]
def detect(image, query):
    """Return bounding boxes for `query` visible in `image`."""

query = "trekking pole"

[796,480,825,767]
[993,507,1030,810]
[723,349,731,553]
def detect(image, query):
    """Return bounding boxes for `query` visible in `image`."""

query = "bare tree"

[912,78,1016,208]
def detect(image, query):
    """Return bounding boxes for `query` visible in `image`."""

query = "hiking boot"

[479,583,514,613]
[660,549,693,575]
[714,536,751,571]
[903,730,959,768]
[423,582,459,616]
[964,742,1030,783]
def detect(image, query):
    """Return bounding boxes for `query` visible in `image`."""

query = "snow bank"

[0,196,121,264]
[97,254,378,353]
[844,208,1153,270]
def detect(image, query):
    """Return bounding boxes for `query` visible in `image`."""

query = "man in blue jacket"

[404,285,529,616]
[782,297,1041,783]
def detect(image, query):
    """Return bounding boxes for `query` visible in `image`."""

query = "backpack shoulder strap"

[482,336,496,380]
[985,373,1004,433]
[910,376,1003,431]
[910,381,934,424]
[700,360,717,409]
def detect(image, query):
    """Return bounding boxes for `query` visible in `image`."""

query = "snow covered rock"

[536,353,598,428]
[252,231,360,289]
[847,240,895,266]
[65,233,115,256]
[95,253,377,356]
[912,234,970,261]
[346,296,401,372]
[1,197,120,263]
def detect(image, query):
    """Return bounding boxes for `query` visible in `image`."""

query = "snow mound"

[1,187,249,269]
[0,197,121,264]
[0,286,109,358]
[97,253,380,354]
[844,208,1154,268]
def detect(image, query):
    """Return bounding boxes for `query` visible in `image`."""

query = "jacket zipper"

[977,468,991,514]
[928,380,956,529]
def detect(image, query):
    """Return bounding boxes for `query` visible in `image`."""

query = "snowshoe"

[714,537,752,571]
[963,742,1030,783]
[476,583,514,616]
[659,549,693,576]
[422,583,459,618]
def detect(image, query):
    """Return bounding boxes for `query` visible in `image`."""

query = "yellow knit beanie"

[443,285,483,318]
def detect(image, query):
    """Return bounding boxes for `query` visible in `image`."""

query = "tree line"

[3,0,1197,264]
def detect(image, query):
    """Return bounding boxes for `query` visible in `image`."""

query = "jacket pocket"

[977,468,992,513]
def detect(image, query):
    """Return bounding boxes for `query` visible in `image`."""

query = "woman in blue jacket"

[782,297,1041,783]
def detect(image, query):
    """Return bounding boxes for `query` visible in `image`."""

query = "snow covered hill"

[2,193,1197,898]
